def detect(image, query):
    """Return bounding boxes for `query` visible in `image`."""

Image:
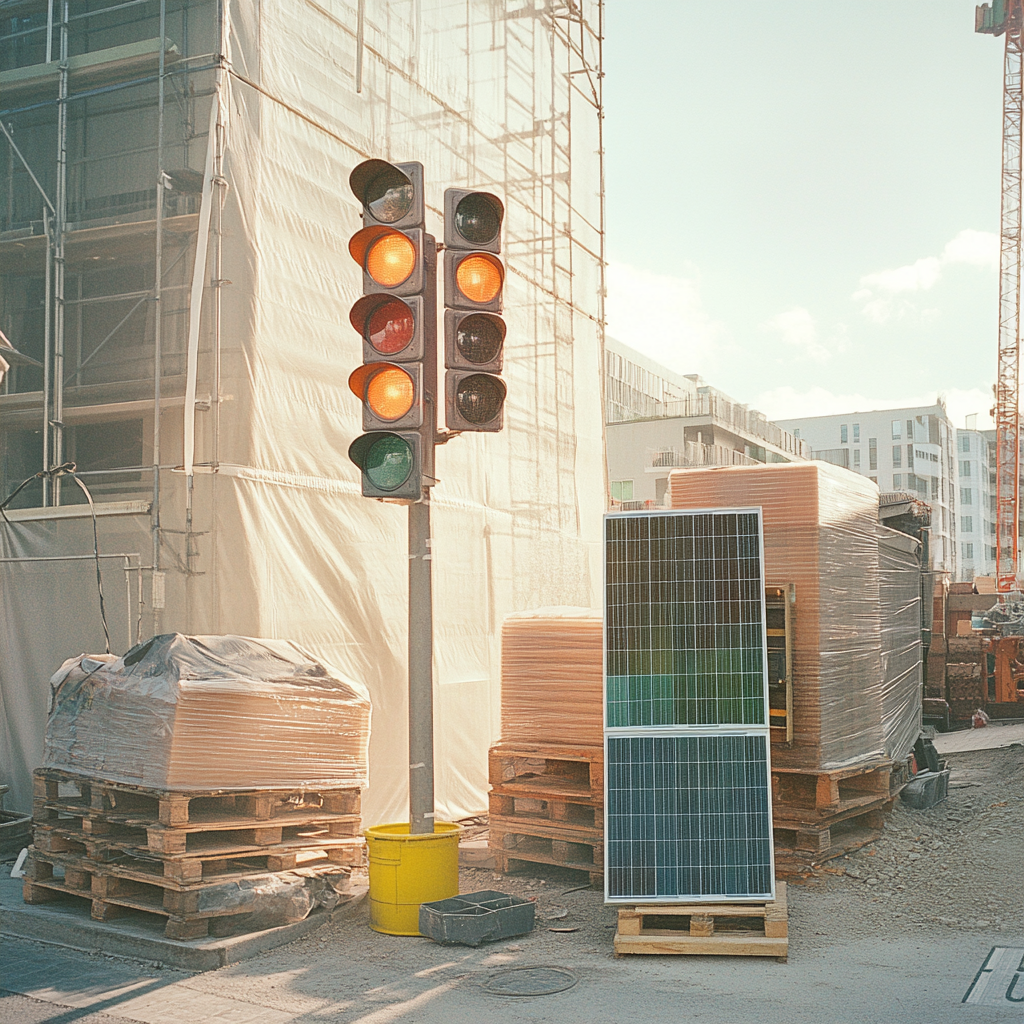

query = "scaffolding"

[0,0,606,823]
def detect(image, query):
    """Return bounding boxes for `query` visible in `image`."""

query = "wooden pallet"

[613,882,788,958]
[488,743,603,797]
[774,802,892,875]
[23,849,351,940]
[489,777,601,829]
[490,821,603,885]
[770,761,896,821]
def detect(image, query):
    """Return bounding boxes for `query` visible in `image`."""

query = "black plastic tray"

[419,889,535,946]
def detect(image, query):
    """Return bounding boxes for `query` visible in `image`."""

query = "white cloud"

[754,384,995,431]
[760,306,845,364]
[605,261,729,376]
[853,229,998,323]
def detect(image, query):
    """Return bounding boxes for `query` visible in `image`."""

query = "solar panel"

[604,509,774,903]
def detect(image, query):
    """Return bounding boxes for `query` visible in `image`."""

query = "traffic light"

[443,189,506,432]
[347,160,434,500]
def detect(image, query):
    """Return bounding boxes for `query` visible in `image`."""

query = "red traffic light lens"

[457,314,504,364]
[455,374,506,425]
[365,366,415,421]
[366,299,415,355]
[455,254,503,304]
[366,233,416,287]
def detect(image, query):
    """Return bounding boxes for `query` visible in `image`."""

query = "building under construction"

[0,0,606,821]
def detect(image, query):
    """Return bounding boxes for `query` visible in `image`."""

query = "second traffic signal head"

[444,189,504,253]
[444,309,504,373]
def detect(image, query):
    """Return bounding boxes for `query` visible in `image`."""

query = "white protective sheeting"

[0,0,605,823]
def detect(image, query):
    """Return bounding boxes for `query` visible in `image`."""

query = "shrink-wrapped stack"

[669,462,885,770]
[43,633,372,790]
[500,608,603,748]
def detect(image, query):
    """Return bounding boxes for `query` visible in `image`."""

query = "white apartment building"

[605,338,808,506]
[776,405,957,576]
[956,424,996,581]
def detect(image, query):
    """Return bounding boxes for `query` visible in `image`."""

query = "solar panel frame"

[603,508,775,904]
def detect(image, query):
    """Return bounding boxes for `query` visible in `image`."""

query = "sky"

[603,2,1005,430]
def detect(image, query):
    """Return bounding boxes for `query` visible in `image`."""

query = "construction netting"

[0,0,606,819]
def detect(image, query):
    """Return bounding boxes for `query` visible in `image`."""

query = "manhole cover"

[482,966,579,997]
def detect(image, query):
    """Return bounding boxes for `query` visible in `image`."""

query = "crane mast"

[978,0,1023,593]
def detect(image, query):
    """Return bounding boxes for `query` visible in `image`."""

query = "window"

[988,545,998,560]
[907,444,914,467]
[959,460,972,477]
[611,480,633,501]
[893,473,902,488]
[841,424,848,444]
[868,438,877,471]
[853,423,860,443]
[853,450,861,469]
[988,520,996,536]
[931,478,939,500]
[959,434,971,453]
[907,419,914,440]
[962,515,973,533]
[892,445,902,468]
[962,542,974,560]
[892,419,902,439]
[793,428,800,439]
[961,487,973,505]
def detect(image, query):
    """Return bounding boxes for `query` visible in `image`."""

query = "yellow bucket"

[364,821,462,935]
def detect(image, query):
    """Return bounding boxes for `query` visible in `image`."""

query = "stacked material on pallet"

[669,462,886,771]
[878,527,924,761]
[490,609,603,882]
[500,608,603,748]
[26,768,363,939]
[43,634,372,791]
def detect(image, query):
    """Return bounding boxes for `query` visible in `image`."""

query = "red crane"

[978,0,1022,592]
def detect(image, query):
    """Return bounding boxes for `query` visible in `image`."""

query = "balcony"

[646,442,759,471]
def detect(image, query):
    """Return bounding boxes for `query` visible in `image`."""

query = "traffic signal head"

[350,159,424,230]
[348,361,423,430]
[444,372,507,432]
[348,430,422,500]
[444,309,504,373]
[444,251,504,312]
[444,189,503,253]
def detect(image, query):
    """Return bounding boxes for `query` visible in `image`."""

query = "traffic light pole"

[409,237,438,835]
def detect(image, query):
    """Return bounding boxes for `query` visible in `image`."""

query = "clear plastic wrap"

[877,527,924,761]
[669,462,886,770]
[500,608,603,749]
[42,634,371,791]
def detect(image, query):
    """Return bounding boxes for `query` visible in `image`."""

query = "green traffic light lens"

[457,314,503,364]
[366,434,414,491]
[365,168,414,224]
[456,374,505,425]
[455,193,500,245]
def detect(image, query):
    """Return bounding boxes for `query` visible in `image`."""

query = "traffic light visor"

[455,373,507,425]
[349,159,414,224]
[454,193,503,246]
[457,313,505,364]
[349,362,416,421]
[349,227,417,288]
[350,295,416,356]
[455,253,503,304]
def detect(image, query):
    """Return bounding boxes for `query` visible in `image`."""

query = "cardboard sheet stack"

[24,634,370,939]
[668,462,920,872]
[489,609,605,885]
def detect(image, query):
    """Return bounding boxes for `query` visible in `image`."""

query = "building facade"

[777,405,957,576]
[955,426,997,581]
[0,0,606,819]
[605,338,808,507]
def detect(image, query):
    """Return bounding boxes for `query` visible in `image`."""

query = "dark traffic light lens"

[454,194,500,245]
[457,314,503,364]
[366,434,413,490]
[456,374,505,425]
[366,299,415,355]
[365,168,414,224]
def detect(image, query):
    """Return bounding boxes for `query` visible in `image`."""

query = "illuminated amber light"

[456,254,503,304]
[366,233,416,287]
[366,366,415,421]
